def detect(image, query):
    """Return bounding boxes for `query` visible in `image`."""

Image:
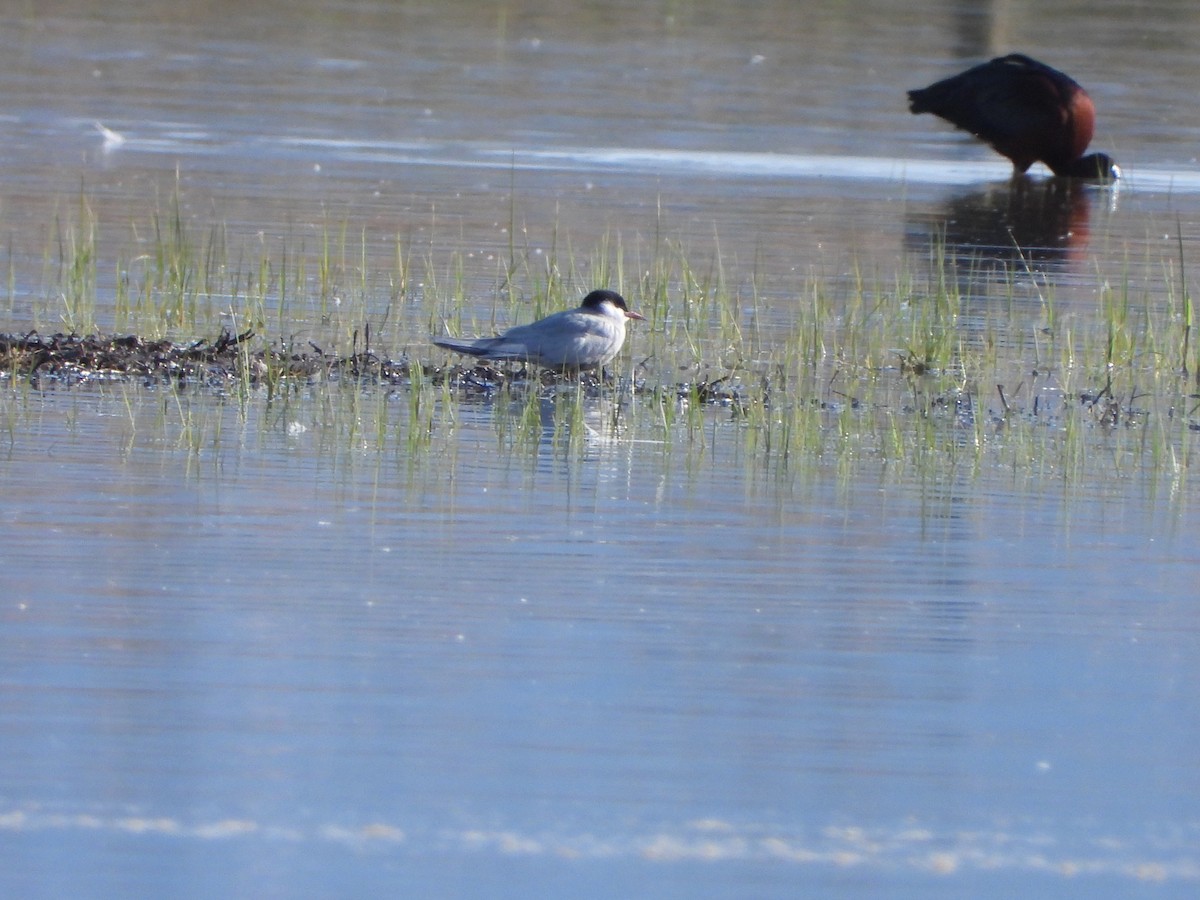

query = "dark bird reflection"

[906,177,1100,293]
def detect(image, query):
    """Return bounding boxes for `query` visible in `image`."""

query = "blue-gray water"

[2,1,1199,897]
[3,390,1196,897]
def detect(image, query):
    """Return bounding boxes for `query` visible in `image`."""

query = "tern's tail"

[431,335,494,357]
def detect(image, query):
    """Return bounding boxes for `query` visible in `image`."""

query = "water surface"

[1,1,1199,897]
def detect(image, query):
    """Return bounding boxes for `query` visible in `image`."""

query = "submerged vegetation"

[2,188,1198,485]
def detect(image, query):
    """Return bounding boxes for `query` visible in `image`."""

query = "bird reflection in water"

[906,177,1116,293]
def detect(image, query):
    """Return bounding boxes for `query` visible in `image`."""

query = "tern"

[432,289,645,371]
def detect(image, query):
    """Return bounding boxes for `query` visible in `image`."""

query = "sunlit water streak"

[2,805,1197,882]
[103,128,1200,193]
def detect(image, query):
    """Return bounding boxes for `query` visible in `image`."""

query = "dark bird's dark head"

[1063,152,1120,182]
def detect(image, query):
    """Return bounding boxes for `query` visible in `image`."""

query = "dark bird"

[432,289,645,371]
[908,54,1119,181]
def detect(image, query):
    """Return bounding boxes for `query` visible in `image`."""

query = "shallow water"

[2,1,1199,897]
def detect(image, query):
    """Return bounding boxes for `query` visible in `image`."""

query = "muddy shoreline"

[0,329,663,397]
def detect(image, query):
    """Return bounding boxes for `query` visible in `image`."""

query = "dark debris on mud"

[0,329,752,406]
[0,329,413,388]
